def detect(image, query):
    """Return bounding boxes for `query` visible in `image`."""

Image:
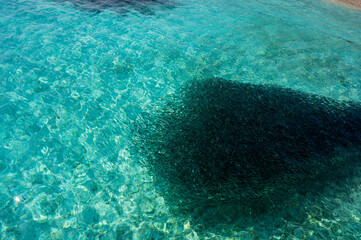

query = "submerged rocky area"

[54,0,177,15]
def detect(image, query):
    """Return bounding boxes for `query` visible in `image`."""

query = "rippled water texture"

[1,0,361,239]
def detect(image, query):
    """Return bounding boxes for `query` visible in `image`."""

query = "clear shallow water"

[1,0,361,239]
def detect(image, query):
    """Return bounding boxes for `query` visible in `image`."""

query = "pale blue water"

[1,0,361,239]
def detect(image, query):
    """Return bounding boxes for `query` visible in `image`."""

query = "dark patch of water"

[134,77,361,230]
[55,0,177,15]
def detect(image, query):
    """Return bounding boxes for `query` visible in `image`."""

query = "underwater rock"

[18,220,39,240]
[55,0,176,15]
[135,77,361,209]
[81,206,99,225]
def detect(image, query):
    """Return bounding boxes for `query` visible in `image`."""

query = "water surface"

[1,0,361,239]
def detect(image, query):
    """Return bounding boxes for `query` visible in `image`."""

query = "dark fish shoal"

[135,77,361,205]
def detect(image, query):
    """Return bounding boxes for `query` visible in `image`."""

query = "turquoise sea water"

[1,0,361,239]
